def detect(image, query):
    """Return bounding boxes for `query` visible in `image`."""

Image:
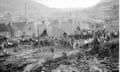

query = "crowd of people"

[0,27,119,54]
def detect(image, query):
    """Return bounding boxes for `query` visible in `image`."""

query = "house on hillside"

[0,23,12,38]
[36,23,65,39]
[12,21,37,37]
[12,21,27,37]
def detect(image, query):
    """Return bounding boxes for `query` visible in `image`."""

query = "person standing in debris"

[1,41,8,55]
[51,48,54,53]
[51,48,54,58]
[62,52,67,59]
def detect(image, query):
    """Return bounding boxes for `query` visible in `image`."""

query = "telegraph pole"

[24,0,27,22]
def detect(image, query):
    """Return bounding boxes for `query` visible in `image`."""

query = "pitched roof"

[40,29,48,37]
[36,24,65,38]
[0,23,10,32]
[36,24,46,36]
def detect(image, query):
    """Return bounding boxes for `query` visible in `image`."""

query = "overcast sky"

[32,0,101,8]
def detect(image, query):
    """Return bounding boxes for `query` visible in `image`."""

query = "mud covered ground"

[0,39,119,72]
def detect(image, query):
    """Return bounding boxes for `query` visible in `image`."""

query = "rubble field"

[0,40,119,72]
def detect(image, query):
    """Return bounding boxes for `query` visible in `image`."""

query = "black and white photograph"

[0,0,119,72]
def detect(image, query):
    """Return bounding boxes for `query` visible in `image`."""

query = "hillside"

[0,0,119,33]
[0,0,56,17]
[51,0,119,32]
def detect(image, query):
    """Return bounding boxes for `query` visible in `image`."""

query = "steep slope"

[0,0,55,17]
[51,0,119,32]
